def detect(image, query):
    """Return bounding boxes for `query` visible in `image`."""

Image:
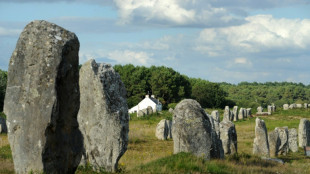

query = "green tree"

[0,69,7,111]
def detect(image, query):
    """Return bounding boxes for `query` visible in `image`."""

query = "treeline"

[219,82,310,108]
[114,64,229,109]
[1,65,310,111]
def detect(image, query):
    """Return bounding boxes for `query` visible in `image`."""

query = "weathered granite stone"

[275,127,289,155]
[211,110,220,123]
[223,106,232,122]
[3,20,82,173]
[238,108,245,120]
[220,120,237,155]
[304,103,308,109]
[156,119,168,140]
[289,104,296,109]
[147,106,153,115]
[288,128,298,152]
[0,117,7,133]
[271,103,276,112]
[268,105,272,113]
[233,106,238,121]
[78,59,129,172]
[246,108,252,117]
[283,104,289,110]
[268,131,280,157]
[256,112,271,116]
[296,104,303,109]
[298,118,310,147]
[137,109,146,117]
[172,99,212,160]
[253,118,269,157]
[257,106,263,113]
[208,114,224,159]
[308,104,310,108]
[169,108,174,113]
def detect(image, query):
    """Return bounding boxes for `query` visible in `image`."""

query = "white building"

[128,95,162,114]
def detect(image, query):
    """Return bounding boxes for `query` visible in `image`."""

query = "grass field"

[1,108,310,173]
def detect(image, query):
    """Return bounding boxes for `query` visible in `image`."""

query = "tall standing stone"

[298,118,310,147]
[223,106,231,121]
[208,114,224,159]
[219,121,237,155]
[246,108,252,117]
[172,99,212,160]
[275,127,289,155]
[268,105,272,113]
[257,106,263,113]
[78,59,129,172]
[304,103,308,109]
[238,108,245,120]
[233,106,238,121]
[156,119,168,140]
[3,20,82,173]
[268,131,280,157]
[253,118,269,157]
[288,128,298,152]
[283,104,289,110]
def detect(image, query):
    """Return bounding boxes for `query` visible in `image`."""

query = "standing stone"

[275,127,289,155]
[267,105,272,113]
[3,20,82,173]
[288,128,298,152]
[308,104,310,108]
[238,108,245,120]
[253,118,269,157]
[147,106,153,115]
[156,119,168,140]
[172,99,212,160]
[289,104,296,109]
[211,110,220,123]
[137,109,146,117]
[233,106,238,121]
[271,103,276,112]
[223,106,231,122]
[78,59,129,172]
[283,104,289,110]
[298,118,310,147]
[257,106,263,113]
[219,121,237,155]
[304,103,308,109]
[0,117,7,133]
[268,131,280,157]
[296,104,303,109]
[246,108,252,117]
[208,114,224,159]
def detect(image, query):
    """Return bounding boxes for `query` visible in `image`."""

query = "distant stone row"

[223,106,252,121]
[283,103,310,110]
[253,117,310,158]
[256,104,276,116]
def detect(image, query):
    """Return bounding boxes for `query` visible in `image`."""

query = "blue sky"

[0,0,310,84]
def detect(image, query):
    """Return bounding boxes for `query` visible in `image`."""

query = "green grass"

[0,145,12,160]
[0,112,6,119]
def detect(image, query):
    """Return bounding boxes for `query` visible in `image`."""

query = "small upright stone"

[246,108,252,117]
[223,106,232,121]
[147,106,153,115]
[283,104,289,110]
[238,108,245,120]
[211,110,220,123]
[172,99,212,160]
[298,118,310,147]
[4,20,82,173]
[156,119,168,140]
[288,128,298,152]
[271,103,276,112]
[304,103,308,109]
[253,118,269,157]
[268,131,280,157]
[78,59,129,172]
[220,121,237,155]
[233,106,238,121]
[257,106,263,113]
[275,127,289,155]
[268,105,272,113]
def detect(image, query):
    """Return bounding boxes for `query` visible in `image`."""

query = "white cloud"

[196,15,310,55]
[234,57,252,66]
[108,50,153,65]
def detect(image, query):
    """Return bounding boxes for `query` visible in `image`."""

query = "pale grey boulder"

[156,119,168,140]
[298,118,310,147]
[283,104,289,110]
[268,131,280,157]
[3,20,82,174]
[304,103,308,109]
[268,105,272,113]
[296,104,303,109]
[147,106,153,115]
[238,108,245,120]
[233,106,238,121]
[257,106,263,113]
[253,118,269,157]
[137,109,146,117]
[288,128,298,152]
[219,120,237,155]
[289,104,296,109]
[172,99,212,160]
[275,127,289,155]
[78,59,129,172]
